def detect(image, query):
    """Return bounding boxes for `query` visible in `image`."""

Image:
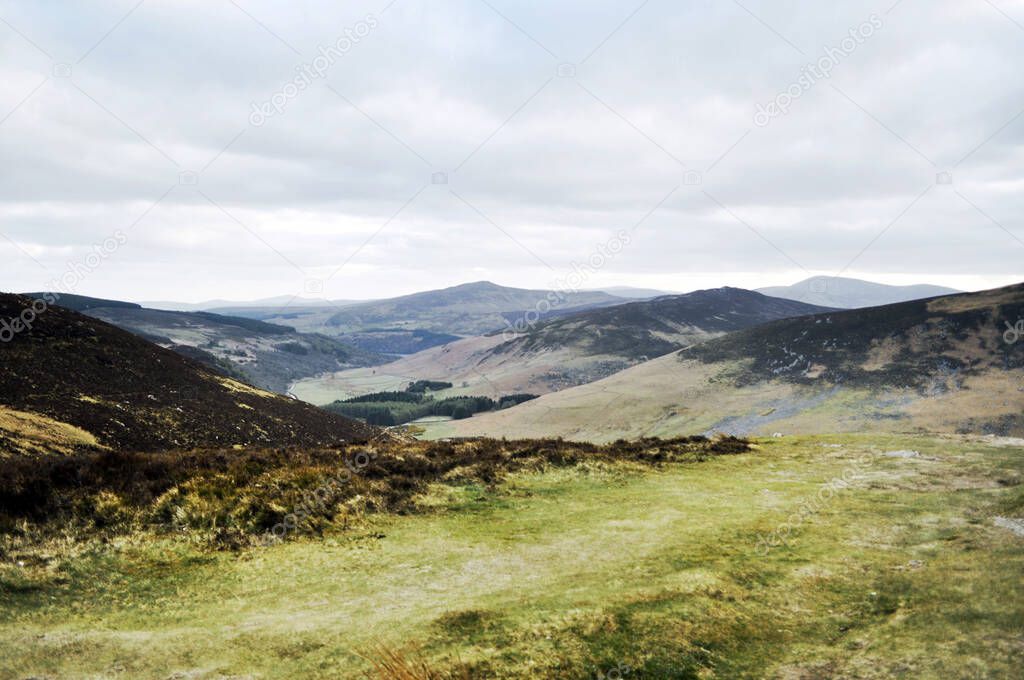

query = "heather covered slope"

[426,284,1024,441]
[0,293,375,454]
[682,284,1024,390]
[496,287,833,359]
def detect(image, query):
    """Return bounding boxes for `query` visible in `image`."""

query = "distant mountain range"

[291,288,833,403]
[322,281,625,335]
[225,281,627,356]
[22,293,380,393]
[135,277,961,315]
[36,278,968,401]
[141,295,368,312]
[0,293,373,455]
[428,283,1024,440]
[757,276,960,309]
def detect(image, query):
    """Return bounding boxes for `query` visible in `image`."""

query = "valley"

[5,5,1022,676]
[224,282,626,356]
[295,288,833,404]
[1,281,1021,679]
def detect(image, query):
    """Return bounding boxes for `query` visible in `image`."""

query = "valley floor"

[2,434,1023,678]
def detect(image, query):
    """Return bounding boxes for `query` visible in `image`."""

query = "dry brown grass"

[0,406,103,457]
[926,286,1018,314]
[360,644,471,680]
[216,376,280,399]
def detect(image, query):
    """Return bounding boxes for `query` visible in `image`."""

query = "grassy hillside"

[2,433,1021,677]
[428,284,1024,441]
[0,293,375,453]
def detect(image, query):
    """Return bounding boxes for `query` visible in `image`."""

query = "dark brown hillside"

[493,287,835,360]
[20,293,384,393]
[682,283,1024,390]
[0,293,375,453]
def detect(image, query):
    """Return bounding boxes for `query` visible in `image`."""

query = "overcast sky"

[1,0,1022,303]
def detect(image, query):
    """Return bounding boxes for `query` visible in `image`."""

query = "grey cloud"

[0,0,1022,301]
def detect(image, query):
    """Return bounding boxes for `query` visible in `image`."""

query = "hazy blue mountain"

[592,286,678,299]
[757,277,960,309]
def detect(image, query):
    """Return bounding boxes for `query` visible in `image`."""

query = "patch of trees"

[326,391,538,426]
[275,341,309,355]
[405,380,454,393]
[343,391,424,404]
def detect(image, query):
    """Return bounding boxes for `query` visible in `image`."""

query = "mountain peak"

[449,281,505,291]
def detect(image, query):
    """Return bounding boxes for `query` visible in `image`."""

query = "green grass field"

[2,433,1022,678]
